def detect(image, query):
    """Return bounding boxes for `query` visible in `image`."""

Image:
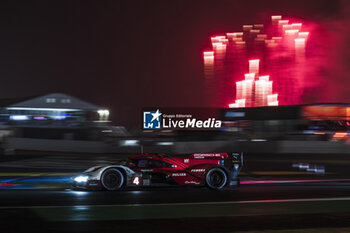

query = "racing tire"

[205,168,227,190]
[101,168,125,191]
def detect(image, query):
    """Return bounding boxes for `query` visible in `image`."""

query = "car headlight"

[74,175,89,183]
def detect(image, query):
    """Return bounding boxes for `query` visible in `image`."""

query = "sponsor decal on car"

[172,173,186,177]
[193,153,221,158]
[185,181,200,185]
[190,169,206,172]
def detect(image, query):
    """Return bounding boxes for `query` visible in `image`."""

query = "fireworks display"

[203,15,310,108]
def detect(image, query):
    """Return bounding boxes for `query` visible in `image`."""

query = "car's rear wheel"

[205,168,227,190]
[101,169,124,191]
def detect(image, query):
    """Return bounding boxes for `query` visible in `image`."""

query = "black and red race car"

[72,152,243,190]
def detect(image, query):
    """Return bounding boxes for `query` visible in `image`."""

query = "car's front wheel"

[101,168,125,191]
[205,168,227,190]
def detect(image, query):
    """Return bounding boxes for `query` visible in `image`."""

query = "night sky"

[0,0,348,128]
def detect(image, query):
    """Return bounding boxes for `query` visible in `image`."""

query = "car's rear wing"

[231,152,243,169]
[186,152,243,173]
[224,152,243,185]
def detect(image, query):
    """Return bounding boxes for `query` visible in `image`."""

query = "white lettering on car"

[185,181,200,184]
[133,177,140,185]
[172,173,186,176]
[190,169,206,172]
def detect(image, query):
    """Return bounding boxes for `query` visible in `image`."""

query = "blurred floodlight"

[121,140,139,146]
[157,142,174,146]
[10,115,29,121]
[249,59,260,74]
[271,15,282,22]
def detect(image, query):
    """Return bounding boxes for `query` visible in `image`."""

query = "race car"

[72,152,243,191]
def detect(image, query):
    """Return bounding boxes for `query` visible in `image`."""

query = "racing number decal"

[132,177,140,185]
